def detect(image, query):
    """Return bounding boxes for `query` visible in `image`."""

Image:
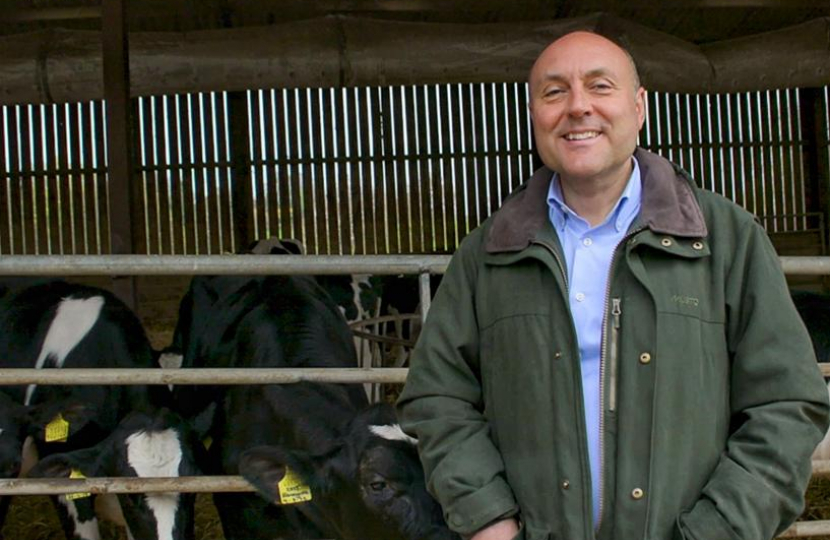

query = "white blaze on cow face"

[369,424,418,446]
[126,429,183,540]
[59,497,101,540]
[25,296,105,406]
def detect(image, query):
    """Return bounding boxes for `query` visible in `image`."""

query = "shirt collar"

[547,157,642,233]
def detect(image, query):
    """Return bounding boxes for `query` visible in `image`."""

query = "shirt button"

[639,352,652,364]
[575,292,585,302]
[582,238,593,247]
[561,480,570,490]
[661,238,673,247]
[631,488,645,500]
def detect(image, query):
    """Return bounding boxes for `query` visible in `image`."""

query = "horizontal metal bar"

[0,368,408,385]
[779,520,830,538]
[4,461,830,496]
[0,476,252,496]
[2,364,824,385]
[0,255,450,276]
[0,255,828,276]
[780,256,830,275]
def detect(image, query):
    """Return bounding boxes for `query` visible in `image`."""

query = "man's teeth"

[565,131,600,141]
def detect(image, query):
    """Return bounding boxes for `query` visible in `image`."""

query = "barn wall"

[1,84,829,258]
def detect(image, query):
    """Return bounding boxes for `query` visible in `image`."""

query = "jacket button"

[561,480,570,490]
[639,352,652,364]
[631,488,645,500]
[554,351,562,359]
[692,241,704,250]
[661,238,673,247]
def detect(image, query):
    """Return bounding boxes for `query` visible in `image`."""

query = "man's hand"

[469,518,520,540]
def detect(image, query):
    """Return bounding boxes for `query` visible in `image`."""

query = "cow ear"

[27,444,104,479]
[239,444,347,505]
[28,401,97,442]
[238,446,288,503]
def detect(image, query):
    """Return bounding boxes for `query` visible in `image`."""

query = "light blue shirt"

[546,159,641,527]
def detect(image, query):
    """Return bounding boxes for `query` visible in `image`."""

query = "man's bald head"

[530,31,641,92]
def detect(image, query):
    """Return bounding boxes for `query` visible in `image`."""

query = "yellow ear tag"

[277,466,312,504]
[45,414,70,443]
[65,469,91,501]
[202,436,213,450]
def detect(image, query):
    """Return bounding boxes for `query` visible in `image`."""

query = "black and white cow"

[28,408,201,540]
[0,281,196,540]
[170,272,457,540]
[240,402,456,540]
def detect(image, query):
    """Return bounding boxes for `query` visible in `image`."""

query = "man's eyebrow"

[584,68,618,80]
[535,68,619,84]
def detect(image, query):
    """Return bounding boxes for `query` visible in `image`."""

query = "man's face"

[528,32,645,186]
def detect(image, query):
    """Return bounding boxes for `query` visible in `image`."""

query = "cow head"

[239,403,459,540]
[28,408,201,540]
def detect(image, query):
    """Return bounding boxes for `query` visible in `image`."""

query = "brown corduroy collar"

[485,148,708,253]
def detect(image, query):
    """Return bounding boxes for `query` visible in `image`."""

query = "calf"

[170,272,457,540]
[28,408,201,540]
[0,281,193,540]
[240,403,456,540]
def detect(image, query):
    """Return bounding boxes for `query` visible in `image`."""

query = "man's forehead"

[530,32,635,83]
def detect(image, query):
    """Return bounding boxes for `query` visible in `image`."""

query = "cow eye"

[369,481,387,492]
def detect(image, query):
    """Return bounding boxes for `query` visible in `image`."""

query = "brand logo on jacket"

[671,295,699,307]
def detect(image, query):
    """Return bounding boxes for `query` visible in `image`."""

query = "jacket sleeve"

[396,236,519,537]
[677,220,830,540]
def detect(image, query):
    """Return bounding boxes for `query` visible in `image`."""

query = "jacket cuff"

[442,479,518,536]
[677,499,740,540]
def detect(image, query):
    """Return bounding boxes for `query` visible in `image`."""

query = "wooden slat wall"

[642,89,808,233]
[1,85,826,256]
[0,102,108,255]
[137,93,235,255]
[247,83,535,254]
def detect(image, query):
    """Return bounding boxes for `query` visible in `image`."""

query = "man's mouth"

[564,131,600,141]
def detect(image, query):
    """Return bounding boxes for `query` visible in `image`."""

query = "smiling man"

[398,30,829,540]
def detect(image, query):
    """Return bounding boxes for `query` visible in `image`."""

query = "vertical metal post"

[102,0,137,308]
[419,271,432,323]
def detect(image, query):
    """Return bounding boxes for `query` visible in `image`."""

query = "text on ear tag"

[45,414,70,443]
[65,469,91,500]
[278,466,313,504]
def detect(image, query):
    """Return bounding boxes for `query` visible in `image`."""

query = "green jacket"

[397,148,830,540]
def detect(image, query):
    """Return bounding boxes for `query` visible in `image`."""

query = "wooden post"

[101,0,138,308]
[800,89,828,249]
[228,91,255,251]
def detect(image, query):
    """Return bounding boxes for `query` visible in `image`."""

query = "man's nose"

[567,87,591,117]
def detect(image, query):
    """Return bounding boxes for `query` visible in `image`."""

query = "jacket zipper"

[596,226,644,534]
[608,298,621,413]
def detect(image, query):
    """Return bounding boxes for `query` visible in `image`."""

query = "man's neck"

[558,161,633,227]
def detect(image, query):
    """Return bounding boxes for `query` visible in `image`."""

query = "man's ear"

[635,86,646,128]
